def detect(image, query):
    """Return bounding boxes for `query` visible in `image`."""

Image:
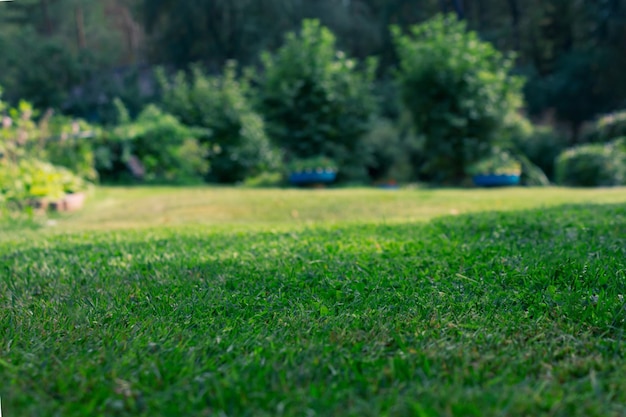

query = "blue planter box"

[289,170,337,185]
[473,174,521,187]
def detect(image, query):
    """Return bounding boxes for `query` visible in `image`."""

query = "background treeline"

[1,0,626,135]
[1,0,626,209]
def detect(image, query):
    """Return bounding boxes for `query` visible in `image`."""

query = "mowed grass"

[32,185,626,231]
[1,187,626,416]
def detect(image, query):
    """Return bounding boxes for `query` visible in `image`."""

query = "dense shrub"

[39,115,99,182]
[257,19,378,181]
[583,110,626,143]
[95,104,209,184]
[92,99,134,183]
[515,126,567,180]
[467,150,521,176]
[0,158,88,209]
[157,62,280,183]
[361,119,413,182]
[0,95,94,211]
[555,140,626,186]
[505,114,568,180]
[0,99,98,181]
[393,14,525,184]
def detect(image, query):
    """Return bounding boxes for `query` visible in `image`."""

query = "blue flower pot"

[289,170,337,185]
[473,174,521,187]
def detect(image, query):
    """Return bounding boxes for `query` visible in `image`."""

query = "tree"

[142,0,296,69]
[258,19,378,179]
[393,14,524,183]
[1,0,625,139]
[157,62,280,183]
[103,104,210,184]
[520,0,626,141]
[0,0,145,110]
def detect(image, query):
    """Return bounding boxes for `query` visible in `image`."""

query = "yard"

[1,186,626,416]
[12,185,626,231]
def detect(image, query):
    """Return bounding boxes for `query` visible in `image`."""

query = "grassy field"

[1,186,626,416]
[17,185,626,232]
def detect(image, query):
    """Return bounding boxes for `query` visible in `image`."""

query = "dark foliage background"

[1,0,625,136]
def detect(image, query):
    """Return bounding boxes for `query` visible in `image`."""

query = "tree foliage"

[584,110,626,144]
[393,14,524,183]
[0,0,625,143]
[157,62,280,183]
[96,104,209,184]
[258,19,378,179]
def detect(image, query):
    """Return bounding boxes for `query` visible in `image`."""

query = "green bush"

[96,105,209,184]
[518,127,566,180]
[361,119,413,182]
[257,19,378,181]
[0,96,97,184]
[286,156,338,174]
[393,14,525,184]
[0,91,93,214]
[40,115,99,182]
[0,158,89,207]
[467,150,521,176]
[0,100,41,162]
[506,115,568,180]
[157,62,280,183]
[93,135,133,184]
[555,140,626,187]
[0,160,26,206]
[0,100,96,178]
[584,110,626,143]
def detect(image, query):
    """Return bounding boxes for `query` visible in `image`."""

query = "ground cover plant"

[1,187,626,416]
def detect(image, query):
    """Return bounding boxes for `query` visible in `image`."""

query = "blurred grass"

[38,185,626,232]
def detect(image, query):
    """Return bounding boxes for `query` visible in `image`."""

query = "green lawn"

[1,187,626,416]
[23,185,626,232]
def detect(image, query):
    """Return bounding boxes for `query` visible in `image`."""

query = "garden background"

[1,0,626,204]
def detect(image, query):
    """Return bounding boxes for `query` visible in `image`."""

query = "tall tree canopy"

[0,0,625,131]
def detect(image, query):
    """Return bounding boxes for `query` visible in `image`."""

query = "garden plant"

[393,15,525,184]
